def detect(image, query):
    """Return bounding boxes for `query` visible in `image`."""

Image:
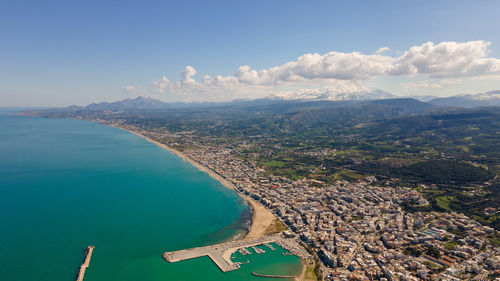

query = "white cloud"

[375,46,390,55]
[149,40,500,101]
[233,51,396,83]
[181,66,197,84]
[392,41,500,77]
[400,81,443,90]
[125,85,136,92]
[153,77,170,92]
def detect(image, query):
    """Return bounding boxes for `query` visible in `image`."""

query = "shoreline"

[117,126,277,240]
[15,116,312,280]
[112,125,310,280]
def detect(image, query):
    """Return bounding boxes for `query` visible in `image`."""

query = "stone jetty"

[75,246,95,281]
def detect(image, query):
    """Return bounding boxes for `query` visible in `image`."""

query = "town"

[117,124,500,281]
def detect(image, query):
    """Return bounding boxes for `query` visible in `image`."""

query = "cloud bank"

[391,41,500,77]
[149,41,500,100]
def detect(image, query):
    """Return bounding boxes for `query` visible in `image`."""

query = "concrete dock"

[163,234,310,272]
[265,243,276,251]
[76,246,95,281]
[239,248,251,255]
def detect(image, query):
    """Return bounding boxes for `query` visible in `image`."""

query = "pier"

[252,246,265,254]
[265,243,276,251]
[239,248,252,255]
[163,234,309,272]
[76,246,95,281]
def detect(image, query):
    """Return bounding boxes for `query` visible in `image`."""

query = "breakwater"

[251,272,297,278]
[76,246,95,281]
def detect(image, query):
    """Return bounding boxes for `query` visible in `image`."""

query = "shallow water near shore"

[0,113,302,281]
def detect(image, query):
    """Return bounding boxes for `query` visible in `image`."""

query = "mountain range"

[57,90,500,112]
[83,96,169,111]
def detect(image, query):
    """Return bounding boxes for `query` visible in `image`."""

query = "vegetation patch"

[263,160,286,168]
[406,160,492,184]
[265,218,288,235]
[444,241,458,250]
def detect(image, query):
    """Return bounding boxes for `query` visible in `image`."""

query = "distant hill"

[372,98,432,114]
[83,96,169,111]
[429,90,500,108]
[287,98,432,128]
[405,95,437,102]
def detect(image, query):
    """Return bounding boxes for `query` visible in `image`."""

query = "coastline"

[117,126,277,240]
[113,125,312,281]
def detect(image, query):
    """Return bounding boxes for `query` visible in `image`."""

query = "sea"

[0,110,302,281]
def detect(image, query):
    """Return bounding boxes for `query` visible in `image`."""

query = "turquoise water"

[0,112,302,281]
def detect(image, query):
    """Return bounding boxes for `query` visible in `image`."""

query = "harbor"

[163,234,310,272]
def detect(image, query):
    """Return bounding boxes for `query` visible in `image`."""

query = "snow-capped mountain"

[273,85,395,101]
[430,90,500,108]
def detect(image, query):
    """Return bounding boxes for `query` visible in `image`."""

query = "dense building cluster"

[124,126,500,280]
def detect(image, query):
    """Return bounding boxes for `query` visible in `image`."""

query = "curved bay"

[0,114,301,281]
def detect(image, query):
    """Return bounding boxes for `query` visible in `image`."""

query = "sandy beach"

[119,127,277,240]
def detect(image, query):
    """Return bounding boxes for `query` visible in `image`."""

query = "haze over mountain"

[60,97,169,111]
[84,96,169,111]
[429,90,500,108]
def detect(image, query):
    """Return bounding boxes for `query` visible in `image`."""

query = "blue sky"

[1,0,500,106]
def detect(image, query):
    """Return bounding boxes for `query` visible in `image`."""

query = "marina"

[163,234,310,272]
